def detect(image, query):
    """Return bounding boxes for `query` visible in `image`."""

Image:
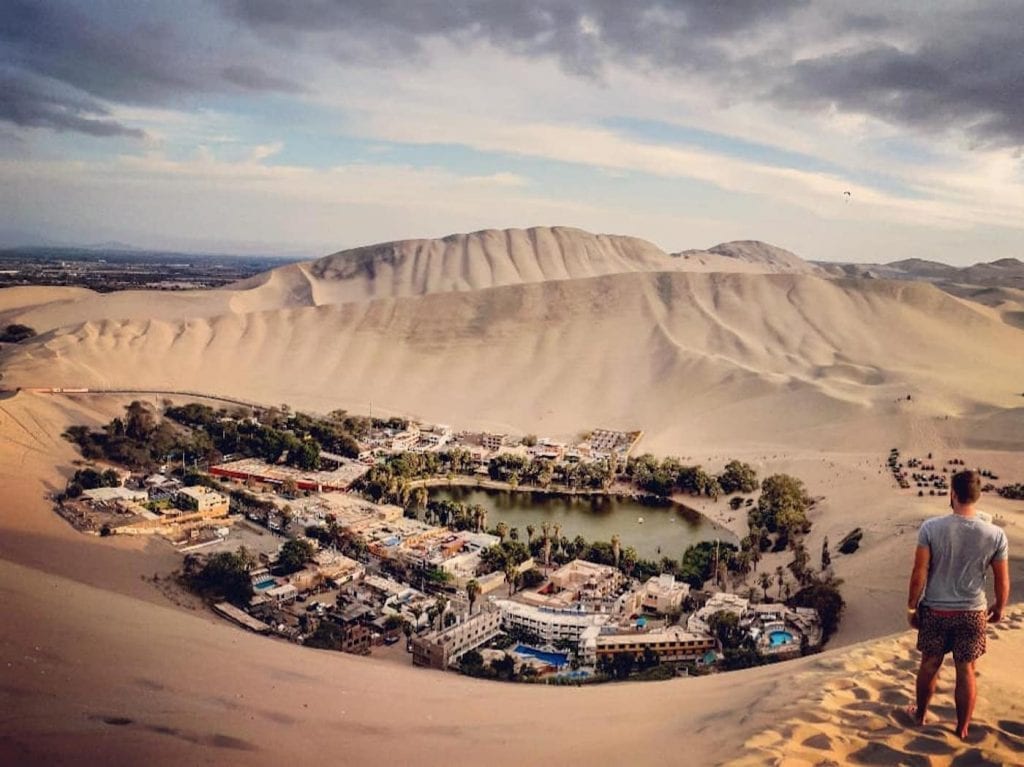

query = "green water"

[427,485,736,560]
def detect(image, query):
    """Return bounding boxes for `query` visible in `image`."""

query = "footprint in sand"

[879,688,912,706]
[949,749,1003,766]
[848,742,930,766]
[801,732,832,750]
[905,734,956,756]
[997,720,1024,738]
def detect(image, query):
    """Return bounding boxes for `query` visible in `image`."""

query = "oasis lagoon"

[427,485,736,560]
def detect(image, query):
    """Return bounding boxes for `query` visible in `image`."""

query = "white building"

[82,486,149,504]
[496,601,608,648]
[687,592,750,635]
[388,428,421,451]
[455,530,500,552]
[419,424,452,449]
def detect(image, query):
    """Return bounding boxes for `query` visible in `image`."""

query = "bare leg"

[954,660,977,740]
[913,653,943,724]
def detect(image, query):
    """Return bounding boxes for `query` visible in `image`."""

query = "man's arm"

[990,558,1010,623]
[908,545,930,627]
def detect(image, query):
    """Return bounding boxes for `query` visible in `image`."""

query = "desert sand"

[2,226,1023,765]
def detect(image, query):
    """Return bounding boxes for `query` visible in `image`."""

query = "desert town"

[55,400,830,682]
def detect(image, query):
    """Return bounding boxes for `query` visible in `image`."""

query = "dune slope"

[1,227,819,333]
[4,270,1023,451]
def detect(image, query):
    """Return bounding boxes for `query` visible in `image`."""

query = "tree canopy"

[277,538,316,574]
[749,474,812,539]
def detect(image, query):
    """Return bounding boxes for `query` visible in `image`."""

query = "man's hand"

[908,609,920,629]
[988,606,1003,624]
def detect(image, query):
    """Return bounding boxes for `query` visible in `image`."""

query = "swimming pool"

[769,630,794,646]
[513,645,568,668]
[558,669,591,680]
[253,578,277,591]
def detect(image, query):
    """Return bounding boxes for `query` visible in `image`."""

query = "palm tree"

[611,534,621,568]
[504,562,517,596]
[775,565,785,600]
[552,524,562,557]
[466,579,481,615]
[541,521,552,572]
[622,546,638,578]
[750,533,763,573]
[410,604,424,631]
[496,522,509,543]
[735,549,752,581]
[526,524,535,545]
[509,526,519,541]
[434,595,449,631]
[757,572,772,601]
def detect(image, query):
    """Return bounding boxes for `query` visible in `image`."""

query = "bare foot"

[904,704,928,725]
[956,724,970,740]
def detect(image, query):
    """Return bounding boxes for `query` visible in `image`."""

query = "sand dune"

[1,227,818,334]
[4,270,1023,451]
[729,606,1024,766]
[676,239,824,275]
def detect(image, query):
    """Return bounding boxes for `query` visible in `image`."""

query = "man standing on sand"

[906,470,1010,740]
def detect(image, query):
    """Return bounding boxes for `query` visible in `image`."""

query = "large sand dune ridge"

[4,268,1023,450]
[0,227,819,333]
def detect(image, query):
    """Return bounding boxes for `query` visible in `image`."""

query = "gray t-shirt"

[918,513,1008,611]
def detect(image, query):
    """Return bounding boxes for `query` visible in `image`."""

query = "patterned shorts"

[916,607,988,663]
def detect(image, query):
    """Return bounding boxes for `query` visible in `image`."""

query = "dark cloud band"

[2,0,1022,148]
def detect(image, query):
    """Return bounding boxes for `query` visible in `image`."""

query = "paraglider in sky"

[843,190,852,202]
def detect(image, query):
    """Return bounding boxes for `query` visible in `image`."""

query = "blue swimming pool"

[769,630,794,646]
[253,578,277,591]
[513,645,568,668]
[559,669,591,680]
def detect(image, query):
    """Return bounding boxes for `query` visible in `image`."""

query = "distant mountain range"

[815,256,1024,291]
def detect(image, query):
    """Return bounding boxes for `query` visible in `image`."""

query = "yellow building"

[175,486,230,517]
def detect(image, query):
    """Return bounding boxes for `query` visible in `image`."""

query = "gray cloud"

[221,64,305,93]
[774,17,1024,149]
[3,1,1023,148]
[218,1,806,74]
[219,0,1024,148]
[0,70,145,138]
[0,0,295,138]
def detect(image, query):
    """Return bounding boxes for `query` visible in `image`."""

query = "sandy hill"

[4,270,1023,451]
[676,240,823,275]
[820,255,1024,293]
[0,227,819,334]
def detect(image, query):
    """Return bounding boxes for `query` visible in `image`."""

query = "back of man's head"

[951,470,981,505]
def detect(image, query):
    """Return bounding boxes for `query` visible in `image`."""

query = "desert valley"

[1,227,1023,765]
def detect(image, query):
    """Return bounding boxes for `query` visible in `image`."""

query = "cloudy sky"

[1,1,1022,263]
